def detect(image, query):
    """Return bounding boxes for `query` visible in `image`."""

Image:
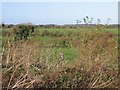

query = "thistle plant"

[106,18,111,29]
[106,18,111,25]
[83,16,94,24]
[75,20,82,28]
[96,19,101,30]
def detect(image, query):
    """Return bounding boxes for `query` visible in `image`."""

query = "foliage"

[13,24,34,41]
[2,24,118,89]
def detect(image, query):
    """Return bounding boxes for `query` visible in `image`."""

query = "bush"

[41,30,50,37]
[13,24,34,40]
[52,31,63,37]
[41,30,63,37]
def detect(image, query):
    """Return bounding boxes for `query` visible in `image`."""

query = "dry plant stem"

[93,77,116,88]
[6,40,11,66]
[31,64,41,72]
[3,60,20,74]
[12,74,28,88]
[90,73,102,88]
[26,80,35,88]
[7,64,20,90]
[14,80,28,88]
[102,80,117,88]
[2,47,5,60]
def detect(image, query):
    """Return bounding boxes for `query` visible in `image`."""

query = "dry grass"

[2,29,119,89]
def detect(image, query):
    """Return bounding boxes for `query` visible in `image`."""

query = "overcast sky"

[2,2,118,25]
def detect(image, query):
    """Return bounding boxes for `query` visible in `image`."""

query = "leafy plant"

[13,24,34,41]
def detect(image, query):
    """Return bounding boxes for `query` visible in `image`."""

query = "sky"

[1,0,119,2]
[2,2,118,25]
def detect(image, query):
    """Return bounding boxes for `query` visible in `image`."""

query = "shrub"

[41,30,50,37]
[41,30,63,37]
[13,24,34,41]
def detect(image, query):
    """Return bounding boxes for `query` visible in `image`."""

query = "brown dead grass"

[2,31,119,89]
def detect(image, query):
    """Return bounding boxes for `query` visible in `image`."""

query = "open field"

[1,26,119,88]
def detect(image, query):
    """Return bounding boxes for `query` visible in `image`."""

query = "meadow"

[1,25,119,89]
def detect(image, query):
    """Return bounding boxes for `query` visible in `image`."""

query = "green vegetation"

[13,24,34,40]
[2,24,119,89]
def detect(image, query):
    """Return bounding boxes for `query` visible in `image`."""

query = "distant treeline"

[1,23,119,28]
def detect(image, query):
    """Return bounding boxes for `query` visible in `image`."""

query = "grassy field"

[2,26,119,88]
